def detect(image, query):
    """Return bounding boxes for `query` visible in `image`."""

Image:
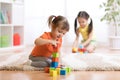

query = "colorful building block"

[52,57,59,62]
[56,68,60,75]
[49,67,55,76]
[52,70,57,77]
[66,67,71,74]
[79,45,84,48]
[77,45,88,54]
[72,47,78,53]
[60,69,67,75]
[52,52,59,58]
[44,67,49,73]
[51,62,58,68]
[46,52,72,77]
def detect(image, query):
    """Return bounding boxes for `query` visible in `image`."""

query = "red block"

[82,48,86,52]
[13,33,20,46]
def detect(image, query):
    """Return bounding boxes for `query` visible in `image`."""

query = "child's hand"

[50,40,60,47]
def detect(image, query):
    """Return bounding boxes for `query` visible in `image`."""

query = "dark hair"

[74,11,93,37]
[48,15,69,31]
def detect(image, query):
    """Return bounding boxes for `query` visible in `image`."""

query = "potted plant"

[100,0,120,49]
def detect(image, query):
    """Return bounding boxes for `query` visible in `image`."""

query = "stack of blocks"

[44,52,71,77]
[72,45,88,54]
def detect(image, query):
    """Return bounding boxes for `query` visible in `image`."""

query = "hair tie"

[52,16,56,21]
[88,17,91,24]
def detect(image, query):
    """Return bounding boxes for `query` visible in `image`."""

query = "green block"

[52,52,59,58]
[50,67,55,70]
[66,67,71,74]
[1,35,10,47]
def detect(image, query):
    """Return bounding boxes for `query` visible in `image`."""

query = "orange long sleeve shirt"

[31,32,62,58]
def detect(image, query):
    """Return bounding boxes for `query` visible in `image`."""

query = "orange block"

[78,48,83,52]
[52,58,59,62]
[44,67,49,73]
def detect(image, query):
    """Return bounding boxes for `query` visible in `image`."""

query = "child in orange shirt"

[29,15,69,68]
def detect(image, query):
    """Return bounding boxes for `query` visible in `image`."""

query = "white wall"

[24,0,66,45]
[24,0,109,46]
[64,0,109,45]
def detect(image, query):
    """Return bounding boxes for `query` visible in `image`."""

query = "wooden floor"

[0,45,120,80]
[1,71,120,80]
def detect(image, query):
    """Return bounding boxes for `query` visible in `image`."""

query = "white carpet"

[1,52,120,71]
[61,53,120,71]
[0,52,28,66]
[0,52,43,71]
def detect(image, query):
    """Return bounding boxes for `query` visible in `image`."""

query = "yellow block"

[56,68,60,75]
[72,47,78,53]
[52,70,57,77]
[80,51,83,54]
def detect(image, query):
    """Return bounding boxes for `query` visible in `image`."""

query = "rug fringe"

[0,64,44,71]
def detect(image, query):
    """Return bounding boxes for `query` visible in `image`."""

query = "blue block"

[79,45,83,49]
[51,62,58,68]
[60,69,66,75]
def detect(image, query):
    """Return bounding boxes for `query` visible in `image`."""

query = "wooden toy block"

[49,67,55,76]
[79,45,84,49]
[79,45,83,48]
[60,69,67,75]
[52,52,59,58]
[44,67,49,73]
[56,68,60,75]
[52,57,59,62]
[82,48,86,52]
[49,67,55,73]
[72,47,78,53]
[52,70,57,77]
[50,67,55,70]
[50,70,53,76]
[66,67,71,74]
[78,48,83,52]
[51,62,58,68]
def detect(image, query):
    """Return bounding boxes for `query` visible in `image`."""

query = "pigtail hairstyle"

[75,11,93,36]
[88,18,93,35]
[48,15,69,31]
[74,18,78,37]
[48,15,56,28]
